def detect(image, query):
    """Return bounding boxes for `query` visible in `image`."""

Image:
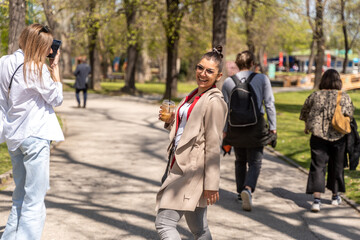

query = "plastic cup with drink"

[160,100,175,122]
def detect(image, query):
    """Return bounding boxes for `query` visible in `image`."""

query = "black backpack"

[228,73,259,127]
[224,73,275,148]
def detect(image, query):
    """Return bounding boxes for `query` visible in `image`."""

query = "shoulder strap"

[230,74,241,86]
[231,72,257,86]
[336,91,342,105]
[246,72,257,83]
[9,63,24,90]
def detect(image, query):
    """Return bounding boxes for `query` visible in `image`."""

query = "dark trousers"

[75,88,87,107]
[306,135,346,194]
[234,146,263,193]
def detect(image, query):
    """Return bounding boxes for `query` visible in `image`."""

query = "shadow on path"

[218,188,360,239]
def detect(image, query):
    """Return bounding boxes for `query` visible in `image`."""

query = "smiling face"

[196,58,222,93]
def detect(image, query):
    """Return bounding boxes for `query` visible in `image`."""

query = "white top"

[174,102,191,149]
[0,49,64,151]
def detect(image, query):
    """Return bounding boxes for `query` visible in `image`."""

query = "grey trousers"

[234,146,264,193]
[155,207,212,240]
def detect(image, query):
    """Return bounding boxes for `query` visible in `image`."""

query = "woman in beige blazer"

[155,46,227,240]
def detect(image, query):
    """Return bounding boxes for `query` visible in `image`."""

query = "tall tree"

[42,0,73,78]
[122,0,140,94]
[87,0,102,90]
[162,0,184,99]
[212,0,229,83]
[306,0,316,74]
[8,0,26,54]
[161,0,206,99]
[314,0,325,89]
[244,0,257,53]
[339,0,360,73]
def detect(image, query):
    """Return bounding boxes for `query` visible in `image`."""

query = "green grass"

[275,90,360,204]
[0,143,11,175]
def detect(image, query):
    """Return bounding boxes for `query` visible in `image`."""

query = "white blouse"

[0,49,64,151]
[174,102,192,149]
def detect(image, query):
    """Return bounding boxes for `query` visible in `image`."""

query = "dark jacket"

[74,63,91,89]
[345,119,360,170]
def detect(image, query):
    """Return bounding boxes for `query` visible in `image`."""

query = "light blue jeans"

[1,137,50,240]
[155,207,212,240]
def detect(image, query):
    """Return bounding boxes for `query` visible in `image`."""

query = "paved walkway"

[1,91,360,240]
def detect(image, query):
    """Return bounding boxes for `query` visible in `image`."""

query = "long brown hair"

[18,24,53,82]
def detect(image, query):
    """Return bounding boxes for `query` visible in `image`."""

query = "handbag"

[332,91,351,134]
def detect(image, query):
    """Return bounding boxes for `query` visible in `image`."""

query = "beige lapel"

[175,89,215,151]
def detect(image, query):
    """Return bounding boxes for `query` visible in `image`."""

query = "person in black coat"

[74,58,91,108]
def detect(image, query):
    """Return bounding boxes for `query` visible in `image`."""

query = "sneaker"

[237,194,242,202]
[241,189,252,211]
[311,201,321,212]
[331,196,342,206]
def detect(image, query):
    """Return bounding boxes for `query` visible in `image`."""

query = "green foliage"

[0,0,9,55]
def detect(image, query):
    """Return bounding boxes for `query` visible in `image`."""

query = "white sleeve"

[30,65,63,107]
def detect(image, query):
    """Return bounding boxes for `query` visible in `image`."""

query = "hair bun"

[213,45,223,58]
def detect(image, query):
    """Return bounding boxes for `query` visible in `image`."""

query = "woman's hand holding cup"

[159,100,175,123]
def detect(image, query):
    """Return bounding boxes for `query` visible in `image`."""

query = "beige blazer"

[156,88,227,211]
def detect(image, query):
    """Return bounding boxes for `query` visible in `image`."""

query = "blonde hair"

[19,24,53,82]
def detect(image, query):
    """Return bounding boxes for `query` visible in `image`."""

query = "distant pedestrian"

[74,58,91,108]
[0,24,64,239]
[300,69,354,212]
[222,50,277,211]
[155,46,227,239]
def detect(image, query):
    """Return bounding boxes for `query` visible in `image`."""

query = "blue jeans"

[155,207,212,240]
[234,146,263,193]
[1,137,50,240]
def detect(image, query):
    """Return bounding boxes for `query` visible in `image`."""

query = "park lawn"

[0,143,11,175]
[275,90,360,204]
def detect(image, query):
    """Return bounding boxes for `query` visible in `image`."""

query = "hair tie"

[212,48,220,55]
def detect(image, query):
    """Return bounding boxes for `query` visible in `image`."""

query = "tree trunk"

[164,38,179,99]
[341,0,349,74]
[124,45,138,92]
[163,0,183,100]
[122,0,139,93]
[314,0,325,89]
[245,0,257,53]
[306,0,316,74]
[212,0,229,88]
[258,46,266,73]
[136,47,152,83]
[307,39,316,73]
[59,10,73,78]
[88,0,101,91]
[8,0,26,54]
[42,1,72,78]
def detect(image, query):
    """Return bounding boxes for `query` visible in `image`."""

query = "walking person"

[0,24,64,239]
[74,57,91,108]
[300,69,354,212]
[222,50,277,211]
[155,46,227,239]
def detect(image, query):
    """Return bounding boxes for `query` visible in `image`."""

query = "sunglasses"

[38,25,50,35]
[196,64,217,76]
